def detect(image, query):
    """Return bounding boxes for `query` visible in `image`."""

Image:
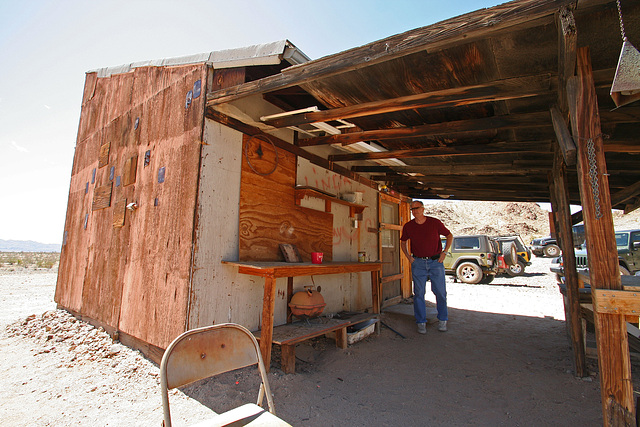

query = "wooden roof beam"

[299,111,552,147]
[352,163,551,175]
[262,75,554,128]
[369,174,543,184]
[328,141,551,162]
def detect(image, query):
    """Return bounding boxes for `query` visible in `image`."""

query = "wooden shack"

[55,41,409,366]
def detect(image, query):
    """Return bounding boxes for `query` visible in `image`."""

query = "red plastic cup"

[311,252,324,264]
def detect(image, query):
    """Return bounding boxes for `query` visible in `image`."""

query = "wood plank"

[298,111,552,147]
[112,198,126,228]
[239,135,334,262]
[224,261,383,279]
[122,155,138,187]
[593,289,640,316]
[92,183,113,211]
[262,75,554,128]
[328,141,549,162]
[550,105,576,166]
[99,140,111,168]
[257,318,351,345]
[550,147,586,377]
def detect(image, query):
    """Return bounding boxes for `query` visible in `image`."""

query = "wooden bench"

[255,313,377,373]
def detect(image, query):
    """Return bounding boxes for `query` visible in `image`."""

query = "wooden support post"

[568,47,634,426]
[260,274,277,372]
[551,147,587,377]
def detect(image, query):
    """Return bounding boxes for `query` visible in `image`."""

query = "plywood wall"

[56,64,207,349]
[239,134,333,262]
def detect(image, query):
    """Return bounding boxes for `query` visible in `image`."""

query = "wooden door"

[378,194,409,308]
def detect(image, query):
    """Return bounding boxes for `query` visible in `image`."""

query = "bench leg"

[280,344,296,374]
[335,327,348,349]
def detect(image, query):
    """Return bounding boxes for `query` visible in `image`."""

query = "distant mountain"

[0,239,61,252]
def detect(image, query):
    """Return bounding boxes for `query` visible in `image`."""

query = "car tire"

[620,265,631,275]
[479,274,495,284]
[501,242,517,266]
[456,262,483,284]
[543,244,561,257]
[507,260,525,277]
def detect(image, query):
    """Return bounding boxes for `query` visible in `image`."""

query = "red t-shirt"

[400,216,451,258]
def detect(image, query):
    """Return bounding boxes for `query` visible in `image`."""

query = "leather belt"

[414,254,441,260]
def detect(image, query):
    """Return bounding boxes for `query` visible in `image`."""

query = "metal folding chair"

[160,323,290,426]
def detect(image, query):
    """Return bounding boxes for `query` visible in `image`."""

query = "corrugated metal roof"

[90,40,309,78]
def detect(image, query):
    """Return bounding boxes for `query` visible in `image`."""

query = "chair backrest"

[160,323,275,427]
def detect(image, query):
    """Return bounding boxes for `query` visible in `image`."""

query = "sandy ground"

[0,257,606,426]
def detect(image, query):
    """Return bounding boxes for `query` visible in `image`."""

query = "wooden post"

[551,147,587,377]
[568,47,634,425]
[260,274,277,372]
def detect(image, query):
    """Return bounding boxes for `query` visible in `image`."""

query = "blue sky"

[0,0,503,244]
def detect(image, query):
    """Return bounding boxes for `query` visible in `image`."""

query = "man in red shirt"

[400,200,453,334]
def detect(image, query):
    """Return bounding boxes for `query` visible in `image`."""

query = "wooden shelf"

[294,186,366,217]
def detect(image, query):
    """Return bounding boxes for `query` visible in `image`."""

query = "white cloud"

[10,140,29,153]
[44,104,51,109]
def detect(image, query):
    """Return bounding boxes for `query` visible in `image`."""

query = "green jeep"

[551,229,640,280]
[442,235,516,284]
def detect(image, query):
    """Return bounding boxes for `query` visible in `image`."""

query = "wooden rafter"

[262,75,553,128]
[328,141,550,162]
[298,111,552,147]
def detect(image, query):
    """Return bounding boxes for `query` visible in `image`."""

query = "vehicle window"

[632,232,640,248]
[616,233,629,247]
[513,238,524,251]
[454,237,480,250]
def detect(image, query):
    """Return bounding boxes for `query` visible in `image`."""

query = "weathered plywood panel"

[57,63,207,350]
[118,65,207,349]
[122,155,138,187]
[239,134,333,262]
[98,140,110,167]
[92,183,113,211]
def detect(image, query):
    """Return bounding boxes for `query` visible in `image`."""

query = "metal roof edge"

[88,40,310,78]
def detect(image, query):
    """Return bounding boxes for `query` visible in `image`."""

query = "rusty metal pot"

[288,286,326,318]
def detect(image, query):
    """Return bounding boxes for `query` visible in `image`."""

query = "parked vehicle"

[442,235,516,284]
[531,224,586,258]
[550,229,640,282]
[493,235,532,276]
[531,236,561,257]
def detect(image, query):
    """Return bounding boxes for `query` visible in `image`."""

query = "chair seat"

[191,403,292,427]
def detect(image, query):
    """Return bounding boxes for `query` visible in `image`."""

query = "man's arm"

[401,239,414,264]
[437,233,454,263]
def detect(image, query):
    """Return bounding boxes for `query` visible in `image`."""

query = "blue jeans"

[411,258,447,323]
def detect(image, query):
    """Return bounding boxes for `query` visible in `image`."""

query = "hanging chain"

[586,137,603,219]
[617,0,627,42]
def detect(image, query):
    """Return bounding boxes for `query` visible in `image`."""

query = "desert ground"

[2,201,638,426]
[0,256,607,426]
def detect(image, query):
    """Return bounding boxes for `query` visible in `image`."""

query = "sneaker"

[417,323,427,334]
[438,320,448,332]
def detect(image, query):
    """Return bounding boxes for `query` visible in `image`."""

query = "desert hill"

[422,201,640,244]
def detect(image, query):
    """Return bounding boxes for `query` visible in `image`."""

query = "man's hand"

[438,252,447,263]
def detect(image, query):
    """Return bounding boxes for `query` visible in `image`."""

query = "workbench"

[222,261,382,372]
